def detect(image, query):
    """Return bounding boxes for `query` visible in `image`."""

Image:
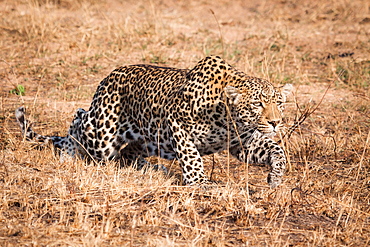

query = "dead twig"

[279,70,345,143]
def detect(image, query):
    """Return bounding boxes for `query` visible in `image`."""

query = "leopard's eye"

[252,102,263,107]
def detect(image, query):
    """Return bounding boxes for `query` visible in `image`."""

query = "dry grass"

[1,0,369,245]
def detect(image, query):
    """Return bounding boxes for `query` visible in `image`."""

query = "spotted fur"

[15,56,292,187]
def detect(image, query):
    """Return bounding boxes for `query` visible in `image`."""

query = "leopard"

[15,56,293,188]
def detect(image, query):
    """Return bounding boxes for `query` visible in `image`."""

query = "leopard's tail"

[15,106,65,149]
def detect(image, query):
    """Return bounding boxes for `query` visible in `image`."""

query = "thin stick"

[279,71,341,143]
[210,9,225,57]
[356,129,370,181]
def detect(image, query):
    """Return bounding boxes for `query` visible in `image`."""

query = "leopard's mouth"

[257,124,281,136]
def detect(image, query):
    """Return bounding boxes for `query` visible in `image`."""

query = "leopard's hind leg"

[119,141,167,172]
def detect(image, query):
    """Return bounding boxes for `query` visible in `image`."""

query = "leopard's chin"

[263,131,277,138]
[258,126,274,134]
[258,127,279,138]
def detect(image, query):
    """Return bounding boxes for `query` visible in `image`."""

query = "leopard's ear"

[281,84,293,101]
[224,86,242,105]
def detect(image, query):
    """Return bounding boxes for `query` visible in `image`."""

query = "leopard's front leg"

[230,131,287,188]
[168,118,208,185]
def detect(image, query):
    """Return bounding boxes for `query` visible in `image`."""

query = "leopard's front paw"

[267,159,286,188]
[191,179,219,190]
[267,172,282,188]
[184,174,211,186]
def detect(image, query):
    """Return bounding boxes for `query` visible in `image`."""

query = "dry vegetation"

[1,0,369,245]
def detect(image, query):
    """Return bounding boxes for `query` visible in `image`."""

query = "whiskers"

[257,123,285,137]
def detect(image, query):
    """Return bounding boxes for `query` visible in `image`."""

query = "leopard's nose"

[268,120,281,128]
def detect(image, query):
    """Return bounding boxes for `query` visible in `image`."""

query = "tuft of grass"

[9,85,26,96]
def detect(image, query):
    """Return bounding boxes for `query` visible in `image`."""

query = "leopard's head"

[224,79,293,136]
